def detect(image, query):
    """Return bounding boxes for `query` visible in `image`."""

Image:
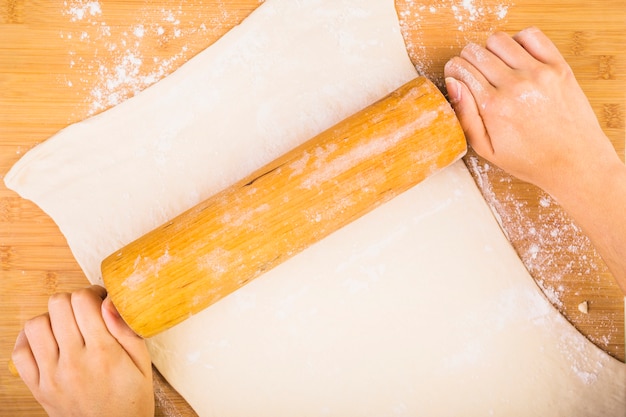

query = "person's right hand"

[444,27,626,293]
[443,27,621,198]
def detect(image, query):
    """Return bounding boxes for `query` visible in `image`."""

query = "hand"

[443,27,621,198]
[444,27,626,293]
[12,285,155,417]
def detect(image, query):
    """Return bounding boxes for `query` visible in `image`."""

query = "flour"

[466,156,602,286]
[60,0,216,116]
[133,24,146,38]
[466,155,621,352]
[60,0,511,114]
[398,0,511,85]
[65,0,102,22]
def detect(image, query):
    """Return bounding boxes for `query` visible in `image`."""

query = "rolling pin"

[101,76,467,338]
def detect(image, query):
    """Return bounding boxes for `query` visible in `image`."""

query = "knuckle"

[70,288,96,308]
[71,286,106,307]
[24,314,49,335]
[89,284,107,295]
[445,56,463,74]
[460,42,480,60]
[515,26,541,42]
[48,292,71,310]
[486,31,509,49]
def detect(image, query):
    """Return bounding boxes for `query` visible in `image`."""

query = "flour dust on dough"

[5,0,625,416]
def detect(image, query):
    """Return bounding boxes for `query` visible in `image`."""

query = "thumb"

[444,76,494,158]
[101,297,152,376]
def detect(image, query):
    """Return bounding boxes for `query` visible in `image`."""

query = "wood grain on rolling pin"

[101,76,467,338]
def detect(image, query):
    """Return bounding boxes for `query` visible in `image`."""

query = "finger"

[459,42,513,87]
[513,27,567,66]
[70,287,109,345]
[485,31,537,70]
[444,76,494,158]
[23,314,59,375]
[88,284,108,300]
[48,292,84,352]
[444,56,494,106]
[12,330,40,387]
[101,297,152,377]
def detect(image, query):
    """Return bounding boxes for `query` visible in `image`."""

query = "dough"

[5,0,625,416]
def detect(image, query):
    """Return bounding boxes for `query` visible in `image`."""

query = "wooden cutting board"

[1,1,624,415]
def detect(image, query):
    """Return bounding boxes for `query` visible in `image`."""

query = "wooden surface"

[0,0,624,415]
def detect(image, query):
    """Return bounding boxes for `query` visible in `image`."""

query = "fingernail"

[445,77,461,104]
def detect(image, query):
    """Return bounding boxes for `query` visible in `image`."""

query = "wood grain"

[1,1,624,416]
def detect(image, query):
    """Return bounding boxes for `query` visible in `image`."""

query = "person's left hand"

[12,285,155,417]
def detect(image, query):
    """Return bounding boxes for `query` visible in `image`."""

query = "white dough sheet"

[5,0,625,416]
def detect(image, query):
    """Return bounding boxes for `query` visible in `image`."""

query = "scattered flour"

[65,0,102,22]
[398,0,511,85]
[59,0,233,116]
[465,155,621,353]
[466,156,603,290]
[60,0,511,114]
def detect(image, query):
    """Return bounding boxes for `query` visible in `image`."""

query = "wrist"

[544,148,626,232]
[542,137,623,205]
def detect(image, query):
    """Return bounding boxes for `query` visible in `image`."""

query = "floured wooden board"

[0,0,624,416]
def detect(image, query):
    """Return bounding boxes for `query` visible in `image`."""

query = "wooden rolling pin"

[101,76,467,337]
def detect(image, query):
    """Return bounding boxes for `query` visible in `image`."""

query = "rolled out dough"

[5,0,625,416]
